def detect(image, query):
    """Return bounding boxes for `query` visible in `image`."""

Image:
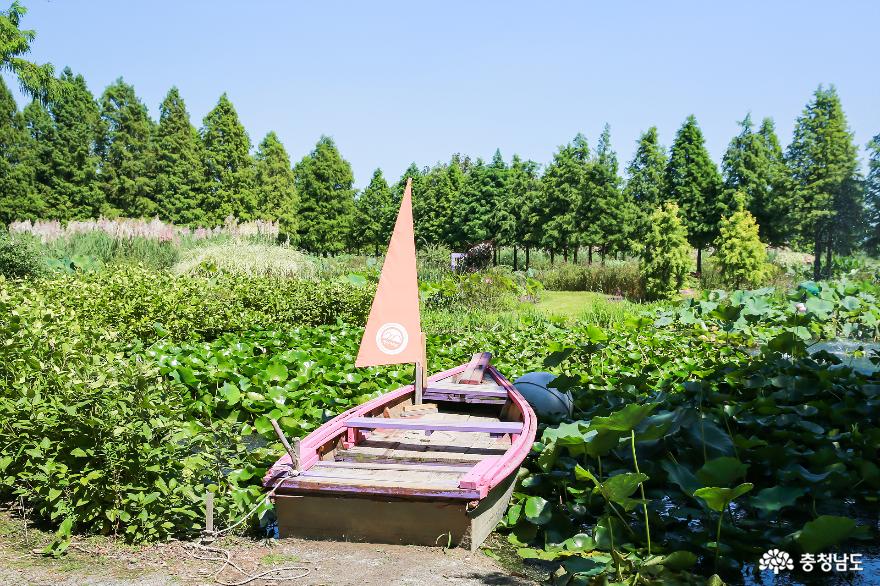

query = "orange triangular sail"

[355,178,422,368]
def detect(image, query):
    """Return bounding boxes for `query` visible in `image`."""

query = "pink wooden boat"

[263,352,537,550]
[263,178,536,549]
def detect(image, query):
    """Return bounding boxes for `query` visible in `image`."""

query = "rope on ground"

[209,470,295,539]
[183,543,311,586]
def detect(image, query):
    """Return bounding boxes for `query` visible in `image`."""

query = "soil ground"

[0,508,538,586]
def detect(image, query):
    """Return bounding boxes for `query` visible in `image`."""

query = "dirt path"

[0,510,537,586]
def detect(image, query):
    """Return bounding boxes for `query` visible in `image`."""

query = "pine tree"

[715,193,770,288]
[98,78,156,218]
[538,140,580,263]
[21,99,53,218]
[592,124,629,259]
[756,118,790,245]
[0,2,57,101]
[356,168,394,255]
[665,115,722,272]
[0,75,41,223]
[254,131,298,241]
[721,115,789,246]
[498,155,541,270]
[418,163,457,247]
[201,93,256,224]
[44,67,104,220]
[624,127,667,245]
[152,87,207,224]
[866,133,880,252]
[641,202,692,301]
[787,86,862,278]
[294,136,355,254]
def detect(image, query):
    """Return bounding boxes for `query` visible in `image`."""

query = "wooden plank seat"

[458,352,492,385]
[344,417,522,435]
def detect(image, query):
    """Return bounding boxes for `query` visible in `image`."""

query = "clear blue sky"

[7,0,879,188]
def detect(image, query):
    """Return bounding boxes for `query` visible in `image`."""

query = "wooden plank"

[314,461,473,473]
[422,391,507,405]
[458,352,492,385]
[425,387,506,398]
[344,417,522,434]
[427,381,504,392]
[459,457,500,489]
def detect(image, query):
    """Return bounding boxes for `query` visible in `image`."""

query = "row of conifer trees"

[1,69,877,277]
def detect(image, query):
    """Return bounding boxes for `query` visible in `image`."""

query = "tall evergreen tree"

[756,118,790,245]
[294,136,355,254]
[201,93,256,223]
[0,75,40,223]
[624,127,667,243]
[356,168,394,255]
[538,140,580,263]
[254,131,298,241]
[591,124,629,259]
[498,155,541,270]
[786,86,862,278]
[43,67,104,220]
[21,99,53,218]
[665,115,722,272]
[98,78,156,217]
[417,163,457,247]
[152,87,207,224]
[866,133,880,252]
[721,114,788,246]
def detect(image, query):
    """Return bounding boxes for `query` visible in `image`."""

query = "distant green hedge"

[23,265,375,343]
[536,261,643,299]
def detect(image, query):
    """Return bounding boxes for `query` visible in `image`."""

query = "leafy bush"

[641,202,692,300]
[714,205,771,288]
[536,261,642,298]
[0,229,45,279]
[26,265,374,343]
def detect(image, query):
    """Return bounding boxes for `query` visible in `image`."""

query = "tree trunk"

[513,246,518,271]
[563,247,569,263]
[813,233,822,281]
[525,246,530,269]
[573,247,578,264]
[826,230,833,279]
[600,245,605,265]
[696,248,702,274]
[550,249,555,264]
[374,243,379,256]
[588,246,593,264]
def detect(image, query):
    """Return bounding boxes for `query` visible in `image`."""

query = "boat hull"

[265,355,536,550]
[274,470,516,551]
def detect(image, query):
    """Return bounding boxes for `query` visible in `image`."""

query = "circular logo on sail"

[376,322,408,355]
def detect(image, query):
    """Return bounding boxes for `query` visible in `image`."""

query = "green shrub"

[0,229,45,279]
[537,261,643,298]
[641,202,692,300]
[715,203,771,288]
[29,265,375,343]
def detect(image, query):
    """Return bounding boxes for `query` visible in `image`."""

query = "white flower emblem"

[375,323,408,355]
[759,549,793,574]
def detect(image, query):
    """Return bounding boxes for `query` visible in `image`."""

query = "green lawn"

[531,290,647,326]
